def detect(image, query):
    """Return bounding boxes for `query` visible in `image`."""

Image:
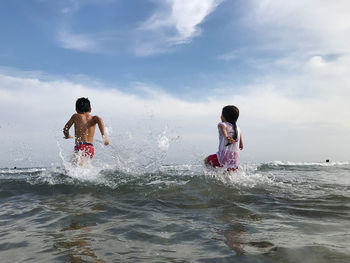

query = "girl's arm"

[239,134,243,150]
[219,123,234,144]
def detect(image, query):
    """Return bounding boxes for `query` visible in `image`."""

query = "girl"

[205,105,243,171]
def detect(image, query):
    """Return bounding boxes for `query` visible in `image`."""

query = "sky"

[1,0,350,167]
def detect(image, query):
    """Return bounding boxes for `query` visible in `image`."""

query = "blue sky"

[1,0,350,166]
[0,0,265,96]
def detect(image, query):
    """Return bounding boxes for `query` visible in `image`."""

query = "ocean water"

[1,158,349,263]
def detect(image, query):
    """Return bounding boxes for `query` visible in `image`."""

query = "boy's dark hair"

[222,105,239,140]
[76,97,91,113]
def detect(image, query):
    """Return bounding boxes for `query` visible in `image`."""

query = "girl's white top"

[216,122,241,169]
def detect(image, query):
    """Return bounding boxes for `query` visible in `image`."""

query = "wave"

[0,167,47,174]
[0,163,279,190]
[1,150,349,202]
[1,162,349,219]
[271,160,349,166]
[257,160,350,172]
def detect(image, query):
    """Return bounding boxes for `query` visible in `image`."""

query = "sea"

[0,140,349,262]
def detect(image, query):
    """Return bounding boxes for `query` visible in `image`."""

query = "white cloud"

[246,0,350,54]
[141,0,221,41]
[217,0,350,75]
[57,27,97,52]
[60,0,115,14]
[134,0,222,56]
[1,67,350,167]
[216,51,237,61]
[54,0,222,55]
[61,0,80,14]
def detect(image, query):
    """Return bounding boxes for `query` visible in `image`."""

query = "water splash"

[204,164,281,190]
[102,127,174,175]
[52,126,175,184]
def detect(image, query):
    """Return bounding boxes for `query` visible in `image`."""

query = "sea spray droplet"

[105,126,112,136]
[158,134,169,150]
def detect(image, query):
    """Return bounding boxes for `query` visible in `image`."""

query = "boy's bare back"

[63,98,109,146]
[64,113,100,144]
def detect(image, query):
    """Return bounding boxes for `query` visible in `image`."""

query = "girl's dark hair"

[222,105,239,140]
[76,97,91,113]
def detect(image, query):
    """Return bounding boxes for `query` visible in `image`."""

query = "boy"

[63,97,109,163]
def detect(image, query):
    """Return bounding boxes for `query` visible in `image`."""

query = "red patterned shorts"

[74,142,94,158]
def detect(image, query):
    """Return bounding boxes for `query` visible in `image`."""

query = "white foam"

[0,167,46,174]
[204,164,281,189]
[271,160,350,167]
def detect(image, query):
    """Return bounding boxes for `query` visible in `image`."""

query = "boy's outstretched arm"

[63,115,75,139]
[94,116,109,145]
